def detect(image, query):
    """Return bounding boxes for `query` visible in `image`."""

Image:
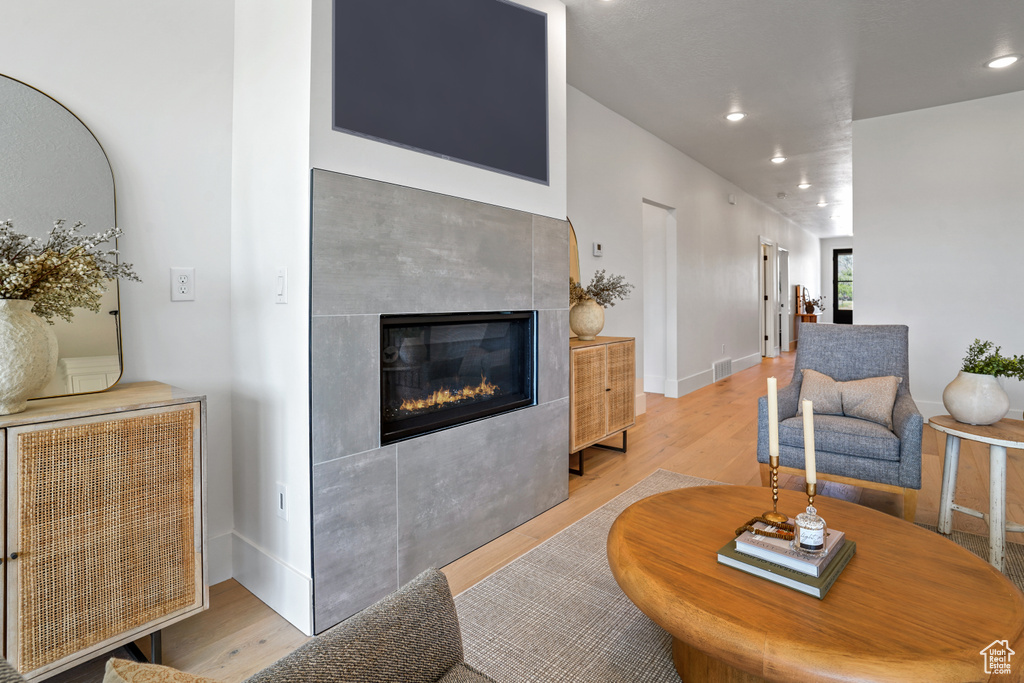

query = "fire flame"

[399,376,498,412]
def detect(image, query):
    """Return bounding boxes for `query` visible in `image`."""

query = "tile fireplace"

[309,169,568,633]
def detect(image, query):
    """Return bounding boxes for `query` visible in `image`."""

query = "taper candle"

[767,377,779,457]
[802,399,816,484]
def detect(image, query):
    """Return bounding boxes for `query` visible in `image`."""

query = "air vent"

[713,358,733,382]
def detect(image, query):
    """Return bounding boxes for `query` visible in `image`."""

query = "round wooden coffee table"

[608,485,1024,682]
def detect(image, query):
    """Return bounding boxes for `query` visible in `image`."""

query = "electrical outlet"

[276,483,288,520]
[170,267,195,301]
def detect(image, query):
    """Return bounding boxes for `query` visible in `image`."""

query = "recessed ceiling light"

[798,182,811,189]
[986,54,1021,69]
[725,112,746,122]
[771,156,786,164]
[817,200,829,207]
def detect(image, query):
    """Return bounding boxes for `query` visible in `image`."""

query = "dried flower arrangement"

[804,296,827,314]
[569,269,634,308]
[0,219,141,323]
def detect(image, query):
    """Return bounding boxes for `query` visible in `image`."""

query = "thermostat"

[593,242,603,257]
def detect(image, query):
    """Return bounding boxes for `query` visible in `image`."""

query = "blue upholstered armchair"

[757,324,924,521]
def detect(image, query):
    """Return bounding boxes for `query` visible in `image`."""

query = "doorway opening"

[641,200,678,397]
[778,248,791,351]
[833,248,853,324]
[759,238,780,358]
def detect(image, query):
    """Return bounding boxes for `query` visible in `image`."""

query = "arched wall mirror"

[567,218,580,284]
[0,74,122,398]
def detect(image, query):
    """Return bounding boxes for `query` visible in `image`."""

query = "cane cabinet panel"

[0,382,207,680]
[569,337,635,454]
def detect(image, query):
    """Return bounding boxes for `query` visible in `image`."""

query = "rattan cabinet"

[569,337,635,475]
[0,382,207,680]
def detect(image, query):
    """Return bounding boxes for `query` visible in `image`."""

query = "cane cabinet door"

[4,399,205,680]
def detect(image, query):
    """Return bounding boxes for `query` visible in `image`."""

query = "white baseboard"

[232,532,313,636]
[665,352,763,399]
[206,531,233,586]
[916,399,944,420]
[734,352,761,373]
[643,375,664,395]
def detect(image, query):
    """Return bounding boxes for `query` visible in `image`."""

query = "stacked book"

[717,521,855,599]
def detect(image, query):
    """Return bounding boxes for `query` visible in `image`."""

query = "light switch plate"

[275,267,287,304]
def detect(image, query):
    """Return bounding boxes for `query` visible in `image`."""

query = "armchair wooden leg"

[759,463,772,487]
[903,488,919,523]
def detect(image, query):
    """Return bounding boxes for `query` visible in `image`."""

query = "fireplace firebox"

[380,311,536,445]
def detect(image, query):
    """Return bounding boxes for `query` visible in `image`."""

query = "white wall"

[230,0,315,633]
[308,0,568,219]
[2,1,237,583]
[568,87,819,397]
[819,236,853,324]
[854,90,1024,417]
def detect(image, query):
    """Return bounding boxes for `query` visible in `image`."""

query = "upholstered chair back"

[793,324,911,393]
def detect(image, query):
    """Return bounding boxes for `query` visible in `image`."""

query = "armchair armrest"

[777,380,801,419]
[244,569,464,683]
[892,391,924,490]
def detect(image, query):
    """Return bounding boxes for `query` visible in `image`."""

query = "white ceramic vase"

[569,299,605,341]
[942,370,1010,426]
[0,300,59,415]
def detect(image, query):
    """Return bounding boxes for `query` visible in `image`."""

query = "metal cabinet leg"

[569,450,584,476]
[937,434,961,535]
[592,430,627,454]
[124,629,162,664]
[151,630,163,665]
[990,445,1008,572]
[570,431,627,476]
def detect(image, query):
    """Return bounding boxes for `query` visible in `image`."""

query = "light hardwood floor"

[158,351,1024,681]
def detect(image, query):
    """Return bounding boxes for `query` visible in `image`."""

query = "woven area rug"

[454,469,1024,682]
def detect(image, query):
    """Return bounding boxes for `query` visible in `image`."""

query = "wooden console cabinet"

[569,337,635,475]
[0,382,207,680]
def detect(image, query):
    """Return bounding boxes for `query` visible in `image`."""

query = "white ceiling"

[563,0,1024,237]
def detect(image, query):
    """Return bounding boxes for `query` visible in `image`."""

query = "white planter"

[0,300,59,415]
[569,299,605,341]
[942,370,1010,426]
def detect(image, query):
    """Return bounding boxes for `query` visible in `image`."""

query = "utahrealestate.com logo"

[980,640,1015,675]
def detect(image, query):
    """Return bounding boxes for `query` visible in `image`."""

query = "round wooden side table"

[930,414,1024,571]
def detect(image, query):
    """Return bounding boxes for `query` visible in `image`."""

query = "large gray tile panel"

[532,215,569,311]
[312,446,398,633]
[538,309,570,404]
[312,170,534,316]
[311,314,380,464]
[396,399,569,583]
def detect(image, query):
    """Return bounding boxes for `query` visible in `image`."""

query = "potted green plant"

[569,270,633,341]
[942,339,1024,425]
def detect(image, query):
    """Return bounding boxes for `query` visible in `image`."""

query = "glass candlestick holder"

[792,482,827,555]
